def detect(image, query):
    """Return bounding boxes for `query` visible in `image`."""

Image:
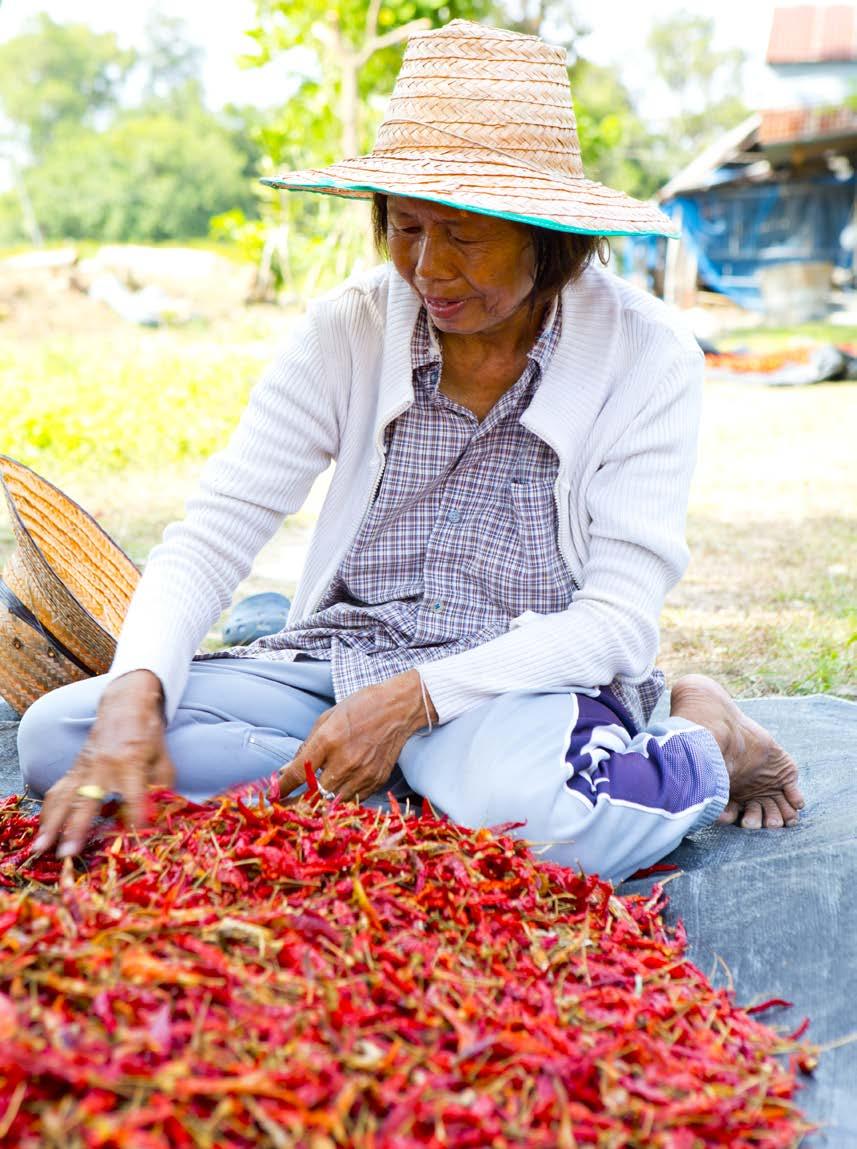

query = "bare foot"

[670,674,805,830]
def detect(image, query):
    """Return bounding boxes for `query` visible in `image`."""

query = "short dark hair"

[371,192,608,297]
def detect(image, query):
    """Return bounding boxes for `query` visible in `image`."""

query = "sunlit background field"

[1,274,854,698]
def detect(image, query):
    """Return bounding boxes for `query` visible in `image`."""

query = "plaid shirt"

[235,299,663,727]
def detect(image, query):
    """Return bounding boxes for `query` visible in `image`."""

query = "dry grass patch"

[659,379,856,697]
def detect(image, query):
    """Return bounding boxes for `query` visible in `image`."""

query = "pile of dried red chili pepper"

[704,347,813,374]
[0,780,814,1147]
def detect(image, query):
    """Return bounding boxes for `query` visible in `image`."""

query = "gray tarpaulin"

[0,701,19,802]
[620,694,857,1146]
[1,692,855,1142]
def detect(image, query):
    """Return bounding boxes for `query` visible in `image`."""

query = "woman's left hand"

[278,670,436,803]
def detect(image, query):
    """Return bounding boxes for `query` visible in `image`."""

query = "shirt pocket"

[507,480,575,615]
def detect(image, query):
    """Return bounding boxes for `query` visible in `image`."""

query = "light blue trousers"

[17,658,729,883]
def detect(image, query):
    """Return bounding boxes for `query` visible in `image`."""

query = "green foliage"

[26,111,257,243]
[0,194,26,247]
[0,3,755,281]
[246,0,498,159]
[244,0,497,84]
[0,15,134,157]
[0,12,262,245]
[140,10,205,106]
[648,12,744,98]
[209,211,268,266]
[241,0,501,293]
[571,59,670,200]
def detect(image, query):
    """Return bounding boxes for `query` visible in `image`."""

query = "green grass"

[661,514,856,698]
[719,322,857,349]
[0,240,98,261]
[0,331,266,475]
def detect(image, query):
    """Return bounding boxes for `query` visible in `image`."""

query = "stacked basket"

[0,456,139,714]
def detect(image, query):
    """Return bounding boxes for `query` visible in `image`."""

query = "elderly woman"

[19,21,802,881]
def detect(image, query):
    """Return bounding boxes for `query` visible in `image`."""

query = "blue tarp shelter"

[630,113,857,312]
[659,175,855,310]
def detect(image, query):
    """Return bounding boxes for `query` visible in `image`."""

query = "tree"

[140,10,205,107]
[26,110,256,243]
[236,0,501,293]
[0,15,134,158]
[570,58,669,200]
[648,11,749,166]
[244,0,498,162]
[0,12,262,244]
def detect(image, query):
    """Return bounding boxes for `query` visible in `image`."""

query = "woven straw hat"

[0,456,139,714]
[263,20,677,238]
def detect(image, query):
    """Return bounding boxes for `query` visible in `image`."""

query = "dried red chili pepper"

[746,998,794,1015]
[0,787,814,1147]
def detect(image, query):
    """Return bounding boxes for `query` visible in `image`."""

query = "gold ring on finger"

[76,783,108,802]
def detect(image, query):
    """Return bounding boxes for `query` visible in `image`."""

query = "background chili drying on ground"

[0,785,813,1148]
[704,348,813,373]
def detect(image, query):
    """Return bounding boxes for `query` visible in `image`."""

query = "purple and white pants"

[17,658,729,883]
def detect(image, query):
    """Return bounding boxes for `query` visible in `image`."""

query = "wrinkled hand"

[32,670,174,859]
[278,670,435,804]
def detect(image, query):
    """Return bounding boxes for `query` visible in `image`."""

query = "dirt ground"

[0,254,128,339]
[0,246,286,342]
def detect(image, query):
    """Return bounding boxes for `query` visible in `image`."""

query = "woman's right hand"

[31,669,175,859]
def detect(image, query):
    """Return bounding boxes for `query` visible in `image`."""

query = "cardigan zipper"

[553,483,580,592]
[524,423,581,592]
[367,400,411,508]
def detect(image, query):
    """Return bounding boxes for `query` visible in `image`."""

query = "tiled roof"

[759,105,857,142]
[767,4,857,63]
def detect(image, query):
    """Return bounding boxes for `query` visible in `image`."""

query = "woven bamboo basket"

[0,456,139,714]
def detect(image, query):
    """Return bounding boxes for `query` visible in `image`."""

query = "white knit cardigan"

[108,262,704,723]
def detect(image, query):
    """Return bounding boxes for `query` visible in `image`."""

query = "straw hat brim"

[0,456,139,678]
[262,154,679,239]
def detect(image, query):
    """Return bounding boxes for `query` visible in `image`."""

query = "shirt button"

[446,509,462,524]
[432,600,443,612]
